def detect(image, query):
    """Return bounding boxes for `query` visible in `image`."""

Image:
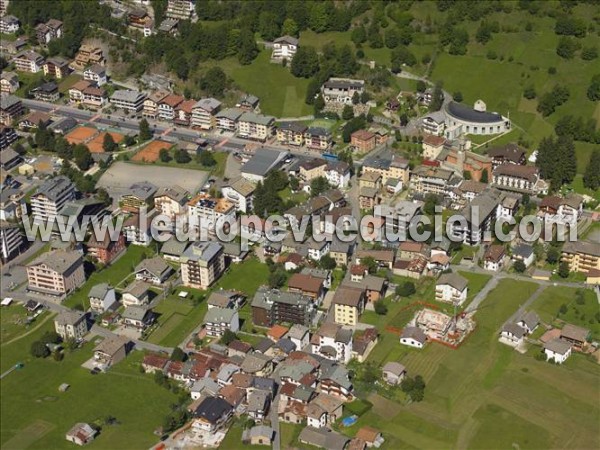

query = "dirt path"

[1,313,54,347]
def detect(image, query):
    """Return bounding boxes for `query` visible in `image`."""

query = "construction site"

[411,307,476,348]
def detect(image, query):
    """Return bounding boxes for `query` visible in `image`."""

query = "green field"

[354,279,600,449]
[213,256,270,296]
[0,321,178,449]
[458,271,492,306]
[530,286,600,340]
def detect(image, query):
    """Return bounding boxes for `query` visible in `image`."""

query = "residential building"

[154,185,189,220]
[351,130,376,153]
[221,177,256,213]
[1,71,19,94]
[560,324,589,349]
[355,427,384,448]
[319,364,353,401]
[325,160,350,188]
[288,273,325,303]
[382,362,406,385]
[191,98,221,130]
[174,99,195,126]
[68,80,93,103]
[30,176,76,222]
[187,193,236,234]
[36,19,62,44]
[93,337,128,367]
[287,324,310,350]
[511,243,535,268]
[311,322,353,363]
[204,307,240,337]
[134,256,172,285]
[321,78,364,104]
[0,146,19,168]
[487,143,526,169]
[306,394,343,429]
[374,200,422,242]
[500,322,526,346]
[0,125,18,150]
[332,287,366,326]
[0,221,22,262]
[277,121,307,146]
[435,272,468,305]
[0,15,20,33]
[216,108,243,132]
[298,426,349,450]
[351,328,378,362]
[71,44,105,71]
[421,111,445,135]
[251,287,314,327]
[166,0,197,21]
[237,112,275,141]
[241,147,288,182]
[450,190,500,245]
[0,94,24,125]
[305,127,332,151]
[362,151,410,185]
[561,241,600,273]
[65,423,97,446]
[120,182,157,213]
[30,82,59,102]
[400,326,427,348]
[180,241,225,289]
[110,89,146,112]
[123,210,157,246]
[492,164,546,195]
[86,233,126,265]
[88,283,117,313]
[299,158,327,182]
[483,244,506,271]
[142,90,169,119]
[543,339,571,364]
[272,35,298,61]
[160,237,189,262]
[329,240,352,267]
[82,86,107,109]
[43,57,70,79]
[54,311,87,340]
[122,305,154,330]
[247,391,271,422]
[13,50,44,73]
[422,134,446,160]
[158,93,184,121]
[158,17,179,35]
[83,64,107,86]
[207,290,245,309]
[538,194,584,227]
[121,280,151,307]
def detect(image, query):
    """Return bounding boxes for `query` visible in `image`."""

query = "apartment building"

[421,111,445,135]
[143,90,169,119]
[0,221,22,262]
[351,130,376,154]
[174,99,196,126]
[0,124,18,149]
[43,57,71,79]
[1,72,19,94]
[450,190,500,246]
[321,78,364,104]
[305,127,332,151]
[487,143,527,169]
[166,0,196,20]
[180,241,225,289]
[362,151,410,185]
[158,94,184,121]
[187,193,236,234]
[203,307,239,337]
[277,122,307,146]
[110,89,146,113]
[410,165,454,196]
[30,176,76,222]
[561,241,600,274]
[311,322,353,364]
[154,185,189,221]
[216,108,243,132]
[120,182,157,213]
[271,36,298,61]
[30,82,59,102]
[492,164,547,195]
[299,159,327,182]
[237,112,275,141]
[191,97,221,130]
[0,15,20,33]
[538,194,583,227]
[26,250,85,296]
[82,86,107,109]
[435,272,468,305]
[0,94,24,126]
[251,287,314,328]
[422,134,446,160]
[13,50,44,73]
[54,311,87,341]
[332,287,366,326]
[221,177,256,213]
[35,18,62,44]
[83,64,107,86]
[325,161,351,189]
[71,44,105,71]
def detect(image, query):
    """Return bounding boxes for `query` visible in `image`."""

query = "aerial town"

[0,1,599,449]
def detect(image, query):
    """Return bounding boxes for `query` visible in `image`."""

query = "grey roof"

[0,148,20,165]
[88,283,112,299]
[382,361,406,376]
[94,337,127,356]
[253,376,276,393]
[27,250,81,274]
[424,110,446,124]
[181,241,223,263]
[126,181,157,201]
[239,112,275,126]
[225,176,256,197]
[517,311,539,331]
[329,239,351,254]
[401,326,427,344]
[560,324,590,342]
[502,322,526,339]
[275,338,296,354]
[191,377,220,395]
[300,268,330,280]
[123,280,151,298]
[241,352,272,373]
[562,240,600,258]
[323,78,364,90]
[321,364,352,389]
[121,305,151,321]
[255,337,274,353]
[155,185,188,204]
[278,121,307,133]
[194,97,221,113]
[242,147,286,177]
[48,116,77,133]
[110,89,146,103]
[446,101,504,123]
[135,256,170,278]
[160,236,189,256]
[237,93,259,107]
[207,290,241,308]
[216,363,240,381]
[274,35,299,46]
[34,176,74,201]
[287,324,309,340]
[252,287,311,311]
[299,426,349,450]
[216,107,243,121]
[307,126,331,137]
[55,310,85,327]
[1,15,19,25]
[85,64,106,75]
[245,425,274,440]
[247,390,270,413]
[360,186,377,198]
[460,190,501,226]
[544,338,571,355]
[193,396,233,423]
[512,243,534,260]
[204,306,237,324]
[437,272,468,291]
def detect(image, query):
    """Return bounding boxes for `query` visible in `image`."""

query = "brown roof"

[493,163,538,182]
[423,134,446,147]
[232,372,253,389]
[300,159,327,171]
[177,99,196,113]
[288,273,324,294]
[219,384,245,407]
[268,324,289,340]
[71,80,93,92]
[399,241,424,253]
[356,249,395,263]
[161,94,184,108]
[228,339,252,354]
[560,324,589,343]
[142,353,169,369]
[350,264,367,276]
[484,244,505,262]
[83,86,106,97]
[355,426,381,444]
[352,129,376,141]
[487,143,526,162]
[332,287,364,307]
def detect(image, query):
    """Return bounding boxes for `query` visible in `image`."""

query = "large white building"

[110,89,146,112]
[272,35,298,61]
[444,100,511,139]
[321,78,364,104]
[180,241,225,290]
[191,98,221,130]
[187,194,236,234]
[0,220,22,262]
[221,177,256,213]
[30,176,76,222]
[435,272,468,305]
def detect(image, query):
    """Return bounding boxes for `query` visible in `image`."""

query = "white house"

[400,326,426,349]
[287,324,310,351]
[324,161,351,189]
[272,35,298,61]
[544,338,571,364]
[307,238,330,261]
[83,64,107,86]
[483,245,505,272]
[311,323,353,364]
[134,256,172,285]
[221,177,256,213]
[382,362,406,385]
[511,243,535,268]
[499,322,526,347]
[435,272,468,305]
[516,311,539,335]
[121,280,151,307]
[203,307,239,337]
[88,283,117,313]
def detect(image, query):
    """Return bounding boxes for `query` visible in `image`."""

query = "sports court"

[64,126,98,145]
[132,140,173,162]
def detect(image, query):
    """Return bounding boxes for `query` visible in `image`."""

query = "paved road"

[90,324,173,353]
[504,284,546,328]
[269,393,281,450]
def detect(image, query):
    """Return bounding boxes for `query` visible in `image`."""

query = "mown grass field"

[0,322,177,449]
[213,256,270,296]
[354,279,600,449]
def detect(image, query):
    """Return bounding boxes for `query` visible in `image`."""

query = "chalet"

[382,362,406,385]
[86,233,126,265]
[321,78,364,104]
[305,127,332,151]
[191,396,233,433]
[483,245,506,271]
[272,35,298,61]
[88,283,117,313]
[43,57,71,79]
[121,305,154,330]
[83,64,107,86]
[435,272,468,305]
[487,143,526,169]
[0,72,19,94]
[13,50,44,73]
[121,280,151,307]
[560,324,590,349]
[544,338,571,364]
[134,256,172,285]
[277,121,307,146]
[30,82,59,102]
[400,326,427,348]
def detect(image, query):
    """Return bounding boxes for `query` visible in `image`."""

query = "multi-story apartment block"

[71,44,105,70]
[0,124,18,149]
[277,122,307,146]
[82,86,107,109]
[325,161,351,189]
[187,194,236,234]
[299,159,327,182]
[351,130,376,153]
[487,143,527,170]
[561,241,600,274]
[158,93,184,121]
[191,98,221,129]
[0,94,24,125]
[43,57,71,79]
[203,307,239,337]
[180,242,225,290]
[166,0,196,20]
[422,134,446,160]
[1,71,19,94]
[216,108,243,132]
[68,80,93,104]
[173,99,196,126]
[410,165,454,196]
[13,50,44,73]
[35,18,62,45]
[154,185,189,221]
[54,311,87,340]
[332,287,366,326]
[492,164,547,195]
[305,127,332,151]
[421,111,445,135]
[362,151,410,186]
[110,89,146,113]
[450,190,500,246]
[86,233,126,265]
[237,112,275,141]
[120,182,157,213]
[83,64,107,86]
[30,176,76,222]
[221,177,256,213]
[538,194,584,227]
[435,272,468,305]
[321,78,364,104]
[30,82,59,102]
[251,287,314,328]
[26,250,85,296]
[0,221,22,262]
[311,322,353,364]
[142,90,169,119]
[0,15,20,33]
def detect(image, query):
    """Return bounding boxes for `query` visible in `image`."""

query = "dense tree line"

[583,150,600,191]
[588,74,600,101]
[535,135,577,190]
[536,85,569,117]
[253,171,290,218]
[554,115,600,144]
